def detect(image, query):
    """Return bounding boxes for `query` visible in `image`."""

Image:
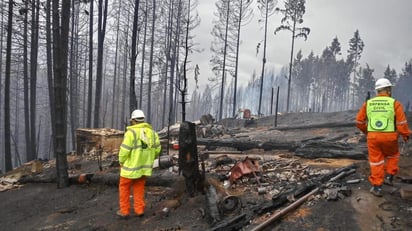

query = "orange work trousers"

[367,132,400,186]
[119,176,146,216]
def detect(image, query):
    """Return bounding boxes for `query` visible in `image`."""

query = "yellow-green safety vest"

[366,96,395,132]
[118,122,161,179]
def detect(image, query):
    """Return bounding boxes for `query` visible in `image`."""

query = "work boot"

[384,174,394,186]
[116,210,129,219]
[369,186,383,197]
[133,213,144,218]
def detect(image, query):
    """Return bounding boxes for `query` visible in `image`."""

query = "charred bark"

[198,137,367,160]
[275,121,354,131]
[197,138,293,151]
[293,140,367,160]
[18,171,178,187]
[179,121,204,197]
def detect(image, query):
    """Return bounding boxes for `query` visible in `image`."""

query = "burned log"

[293,140,367,159]
[68,173,94,185]
[18,173,56,184]
[197,138,294,151]
[275,121,355,131]
[198,137,366,160]
[18,171,178,187]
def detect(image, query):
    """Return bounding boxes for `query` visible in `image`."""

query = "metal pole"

[274,86,279,127]
[270,87,274,115]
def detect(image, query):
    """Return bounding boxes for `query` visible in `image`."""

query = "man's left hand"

[403,136,409,142]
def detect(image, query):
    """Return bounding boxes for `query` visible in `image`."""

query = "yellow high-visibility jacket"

[118,122,161,179]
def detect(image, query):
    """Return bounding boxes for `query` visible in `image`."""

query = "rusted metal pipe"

[251,188,319,231]
[207,177,242,215]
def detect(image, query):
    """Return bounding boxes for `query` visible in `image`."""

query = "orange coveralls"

[119,176,146,216]
[356,93,411,186]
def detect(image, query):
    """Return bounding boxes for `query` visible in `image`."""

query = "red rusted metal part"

[229,157,260,183]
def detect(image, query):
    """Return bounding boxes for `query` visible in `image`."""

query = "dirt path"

[351,189,397,231]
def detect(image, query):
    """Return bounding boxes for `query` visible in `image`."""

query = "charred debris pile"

[3,111,404,230]
[156,112,370,230]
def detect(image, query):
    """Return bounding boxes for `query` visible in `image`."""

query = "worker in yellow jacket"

[117,109,161,218]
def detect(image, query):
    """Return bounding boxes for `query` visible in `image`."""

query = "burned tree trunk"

[178,121,204,197]
[198,137,367,160]
[18,171,178,187]
[293,140,367,159]
[197,138,294,151]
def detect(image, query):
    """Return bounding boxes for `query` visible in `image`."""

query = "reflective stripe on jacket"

[119,122,161,179]
[366,96,395,132]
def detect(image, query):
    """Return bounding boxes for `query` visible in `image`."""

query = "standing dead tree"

[129,0,140,112]
[4,0,13,172]
[257,0,277,116]
[274,0,310,112]
[52,0,71,188]
[93,0,108,128]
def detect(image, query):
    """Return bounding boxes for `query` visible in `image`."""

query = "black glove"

[403,136,409,142]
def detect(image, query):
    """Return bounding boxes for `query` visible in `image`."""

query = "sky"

[191,0,412,90]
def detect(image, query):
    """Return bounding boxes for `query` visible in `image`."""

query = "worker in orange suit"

[117,109,161,218]
[356,78,410,197]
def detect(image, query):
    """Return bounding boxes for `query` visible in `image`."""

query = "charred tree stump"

[179,121,204,197]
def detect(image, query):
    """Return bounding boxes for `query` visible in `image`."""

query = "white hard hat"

[131,109,145,121]
[375,78,393,90]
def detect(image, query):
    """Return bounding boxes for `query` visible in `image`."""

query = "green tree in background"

[383,65,397,84]
[347,30,364,108]
[356,64,375,106]
[393,60,412,111]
